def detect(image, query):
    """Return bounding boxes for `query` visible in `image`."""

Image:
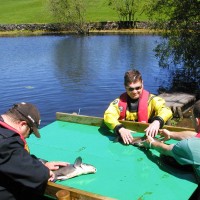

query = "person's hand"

[158,129,171,141]
[119,127,133,144]
[142,136,155,149]
[48,170,55,181]
[45,161,69,170]
[145,120,160,137]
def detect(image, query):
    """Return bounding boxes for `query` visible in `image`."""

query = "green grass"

[0,0,148,24]
[85,0,117,22]
[0,0,54,23]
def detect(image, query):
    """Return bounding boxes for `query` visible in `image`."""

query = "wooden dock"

[158,92,196,118]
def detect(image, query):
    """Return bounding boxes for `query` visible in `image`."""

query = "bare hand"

[119,127,133,144]
[48,170,55,181]
[142,136,155,149]
[45,161,69,170]
[158,129,171,141]
[145,120,160,137]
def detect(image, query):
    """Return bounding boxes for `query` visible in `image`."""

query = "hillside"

[0,0,147,24]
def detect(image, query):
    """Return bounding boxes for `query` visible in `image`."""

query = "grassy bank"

[0,0,55,24]
[0,0,147,24]
[0,0,150,36]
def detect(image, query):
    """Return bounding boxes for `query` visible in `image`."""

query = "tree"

[47,0,87,34]
[107,0,142,28]
[144,0,200,96]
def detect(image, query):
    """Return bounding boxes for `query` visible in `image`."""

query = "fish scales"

[53,157,96,181]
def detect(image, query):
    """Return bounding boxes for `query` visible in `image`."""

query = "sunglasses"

[126,86,142,92]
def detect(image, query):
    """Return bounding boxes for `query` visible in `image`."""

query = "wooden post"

[177,106,183,119]
[56,190,70,200]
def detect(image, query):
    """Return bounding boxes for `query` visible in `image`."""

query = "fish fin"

[73,157,82,168]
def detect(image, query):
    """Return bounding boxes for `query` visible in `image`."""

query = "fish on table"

[53,157,97,181]
[131,136,165,147]
[114,133,164,147]
[130,136,148,147]
[114,134,148,146]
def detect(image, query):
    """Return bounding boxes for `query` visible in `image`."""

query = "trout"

[53,157,96,181]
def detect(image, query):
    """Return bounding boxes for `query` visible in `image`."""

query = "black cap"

[12,102,41,138]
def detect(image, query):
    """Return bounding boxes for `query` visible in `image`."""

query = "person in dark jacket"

[0,102,68,200]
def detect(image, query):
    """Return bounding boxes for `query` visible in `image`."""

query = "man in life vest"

[0,102,68,200]
[104,69,172,144]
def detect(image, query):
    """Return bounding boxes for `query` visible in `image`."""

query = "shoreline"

[0,29,161,37]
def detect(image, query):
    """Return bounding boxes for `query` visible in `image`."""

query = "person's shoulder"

[0,127,17,138]
[111,98,120,105]
[108,92,127,106]
[111,93,125,105]
[148,93,158,102]
[149,93,165,102]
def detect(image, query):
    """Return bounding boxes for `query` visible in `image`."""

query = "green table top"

[27,121,197,200]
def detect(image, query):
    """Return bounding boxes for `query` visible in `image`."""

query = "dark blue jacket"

[0,126,49,200]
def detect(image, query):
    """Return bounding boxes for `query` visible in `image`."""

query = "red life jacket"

[118,89,150,122]
[196,132,200,138]
[0,121,30,152]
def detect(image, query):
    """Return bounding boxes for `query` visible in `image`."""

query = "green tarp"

[27,121,197,200]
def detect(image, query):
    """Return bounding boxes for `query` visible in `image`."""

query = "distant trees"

[47,0,88,34]
[107,0,143,27]
[147,0,200,68]
[144,0,200,95]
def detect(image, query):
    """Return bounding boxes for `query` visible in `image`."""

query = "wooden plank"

[159,92,196,118]
[45,182,114,200]
[121,120,195,132]
[56,112,195,132]
[56,112,103,126]
[159,92,196,108]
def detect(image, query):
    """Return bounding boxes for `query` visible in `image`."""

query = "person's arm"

[104,98,122,130]
[151,96,173,125]
[143,136,174,156]
[104,100,134,144]
[0,138,49,191]
[159,129,197,140]
[145,96,173,137]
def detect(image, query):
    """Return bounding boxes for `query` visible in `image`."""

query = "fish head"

[131,136,147,147]
[80,163,97,174]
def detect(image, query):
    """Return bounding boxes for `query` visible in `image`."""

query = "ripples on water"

[0,35,170,127]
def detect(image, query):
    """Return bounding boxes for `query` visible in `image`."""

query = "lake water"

[0,34,170,127]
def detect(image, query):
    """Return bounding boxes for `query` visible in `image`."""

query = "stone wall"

[0,21,150,32]
[0,23,71,32]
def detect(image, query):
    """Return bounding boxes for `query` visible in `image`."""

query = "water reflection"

[0,35,171,127]
[53,35,168,92]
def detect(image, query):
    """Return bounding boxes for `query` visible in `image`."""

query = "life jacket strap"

[118,90,149,122]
